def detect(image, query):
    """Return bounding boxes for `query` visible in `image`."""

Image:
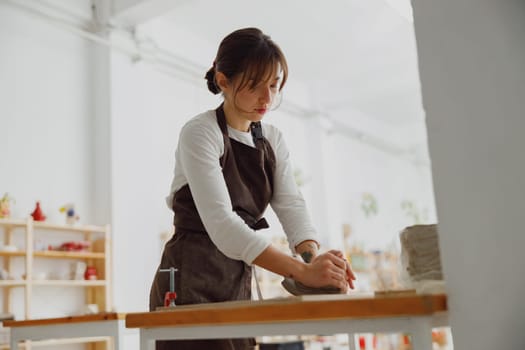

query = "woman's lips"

[255,108,267,114]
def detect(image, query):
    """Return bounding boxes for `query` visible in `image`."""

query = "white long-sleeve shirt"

[166,109,318,264]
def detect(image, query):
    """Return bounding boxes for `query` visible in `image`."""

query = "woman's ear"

[215,71,229,92]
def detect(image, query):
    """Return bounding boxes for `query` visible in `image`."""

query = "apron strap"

[252,266,264,300]
[250,121,264,147]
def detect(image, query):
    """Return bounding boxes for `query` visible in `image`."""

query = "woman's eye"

[248,82,278,92]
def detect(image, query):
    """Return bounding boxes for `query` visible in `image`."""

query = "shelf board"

[0,218,26,229]
[0,336,111,349]
[0,218,107,234]
[0,280,26,287]
[32,280,107,287]
[0,251,25,257]
[33,221,107,234]
[0,280,107,287]
[34,251,105,259]
[0,251,105,259]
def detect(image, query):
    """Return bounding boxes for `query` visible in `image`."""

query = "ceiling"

[158,0,424,127]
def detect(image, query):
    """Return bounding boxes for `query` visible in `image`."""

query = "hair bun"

[205,67,220,94]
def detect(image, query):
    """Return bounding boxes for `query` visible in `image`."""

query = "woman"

[150,27,355,350]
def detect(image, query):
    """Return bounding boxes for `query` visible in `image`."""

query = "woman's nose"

[259,87,272,103]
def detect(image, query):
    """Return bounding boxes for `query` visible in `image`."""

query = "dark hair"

[205,27,288,96]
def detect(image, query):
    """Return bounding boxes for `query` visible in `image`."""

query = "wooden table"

[126,293,448,350]
[4,312,126,350]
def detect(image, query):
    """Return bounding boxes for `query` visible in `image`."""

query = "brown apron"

[149,104,276,350]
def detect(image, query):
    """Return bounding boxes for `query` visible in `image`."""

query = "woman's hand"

[253,245,356,293]
[296,250,356,291]
[327,249,356,290]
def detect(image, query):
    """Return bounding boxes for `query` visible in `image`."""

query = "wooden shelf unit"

[0,217,112,320]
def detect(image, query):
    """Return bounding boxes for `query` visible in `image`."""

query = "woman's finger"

[327,249,344,259]
[348,278,355,290]
[345,261,356,280]
[328,275,346,290]
[332,267,347,281]
[331,271,343,281]
[325,252,346,270]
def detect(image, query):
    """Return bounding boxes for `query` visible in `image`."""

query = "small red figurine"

[84,266,97,280]
[30,201,46,221]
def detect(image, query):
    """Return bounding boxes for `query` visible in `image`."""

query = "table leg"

[347,333,357,350]
[140,329,156,350]
[113,319,126,350]
[410,317,433,350]
[10,330,19,350]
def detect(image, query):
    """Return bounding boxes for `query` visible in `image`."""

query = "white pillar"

[91,32,113,226]
[305,114,343,249]
[413,0,525,349]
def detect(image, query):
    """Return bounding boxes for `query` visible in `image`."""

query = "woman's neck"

[223,101,250,132]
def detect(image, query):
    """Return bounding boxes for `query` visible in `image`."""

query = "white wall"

[0,3,94,224]
[413,0,525,349]
[0,3,95,349]
[331,132,435,248]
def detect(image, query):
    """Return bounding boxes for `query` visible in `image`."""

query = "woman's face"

[223,67,283,126]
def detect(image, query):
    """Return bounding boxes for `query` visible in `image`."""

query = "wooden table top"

[126,293,447,329]
[4,312,126,328]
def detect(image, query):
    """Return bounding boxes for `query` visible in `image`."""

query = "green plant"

[361,192,378,218]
